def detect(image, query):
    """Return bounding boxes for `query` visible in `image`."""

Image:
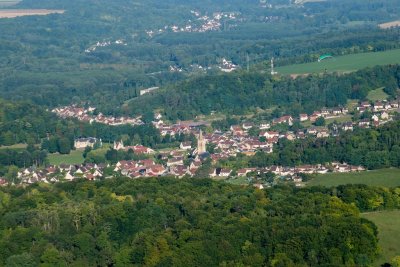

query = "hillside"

[128,64,400,120]
[276,49,400,75]
[0,178,383,266]
[0,0,399,115]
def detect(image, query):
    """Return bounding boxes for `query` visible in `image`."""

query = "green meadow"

[276,49,400,75]
[48,150,84,165]
[307,168,400,187]
[362,210,400,266]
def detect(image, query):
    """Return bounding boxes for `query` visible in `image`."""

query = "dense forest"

[1,178,396,266]
[0,0,399,115]
[129,64,400,120]
[217,120,400,170]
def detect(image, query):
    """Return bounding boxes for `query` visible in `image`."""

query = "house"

[307,127,318,135]
[242,123,254,130]
[260,131,279,139]
[358,119,370,128]
[320,108,331,117]
[259,123,271,130]
[372,114,379,122]
[285,132,296,141]
[74,137,101,149]
[342,122,354,131]
[219,168,232,177]
[167,157,184,167]
[299,114,308,122]
[180,142,192,150]
[0,178,7,186]
[390,100,399,108]
[316,129,330,138]
[230,125,244,135]
[373,101,384,112]
[273,115,293,126]
[332,108,342,115]
[361,101,371,108]
[380,111,390,120]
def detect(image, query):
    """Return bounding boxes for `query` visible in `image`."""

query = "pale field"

[379,20,400,29]
[0,9,64,18]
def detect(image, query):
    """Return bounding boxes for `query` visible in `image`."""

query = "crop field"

[307,168,400,187]
[276,49,400,75]
[0,9,64,18]
[362,210,400,266]
[48,150,84,166]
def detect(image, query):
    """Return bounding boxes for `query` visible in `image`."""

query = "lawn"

[361,210,400,266]
[48,150,84,165]
[367,87,389,102]
[276,49,400,75]
[307,168,400,187]
[325,114,353,124]
[0,143,27,150]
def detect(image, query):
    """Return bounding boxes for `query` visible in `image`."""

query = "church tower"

[197,130,207,154]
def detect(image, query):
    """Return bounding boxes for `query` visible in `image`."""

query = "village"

[6,97,397,188]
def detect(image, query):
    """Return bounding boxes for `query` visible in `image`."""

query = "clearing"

[362,210,400,266]
[276,49,400,75]
[0,9,64,18]
[307,168,400,187]
[379,20,400,29]
[48,150,84,166]
[367,87,389,102]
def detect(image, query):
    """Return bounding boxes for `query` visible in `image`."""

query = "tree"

[6,253,36,267]
[314,117,326,126]
[58,138,71,155]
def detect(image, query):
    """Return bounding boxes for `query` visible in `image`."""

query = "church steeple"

[197,129,206,154]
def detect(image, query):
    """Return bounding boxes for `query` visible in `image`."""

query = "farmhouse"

[74,137,101,149]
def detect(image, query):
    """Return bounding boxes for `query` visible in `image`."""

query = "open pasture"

[276,49,400,75]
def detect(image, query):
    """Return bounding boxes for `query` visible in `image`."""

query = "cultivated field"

[276,49,400,75]
[307,168,400,187]
[362,210,400,266]
[379,20,400,29]
[0,9,64,18]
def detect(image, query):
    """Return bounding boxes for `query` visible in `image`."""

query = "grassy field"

[276,49,400,75]
[307,168,400,187]
[367,87,389,102]
[0,143,27,150]
[362,210,400,266]
[48,150,84,165]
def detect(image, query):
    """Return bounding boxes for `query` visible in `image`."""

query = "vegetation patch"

[276,49,400,75]
[307,168,400,187]
[361,210,400,266]
[367,87,389,102]
[48,150,84,165]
